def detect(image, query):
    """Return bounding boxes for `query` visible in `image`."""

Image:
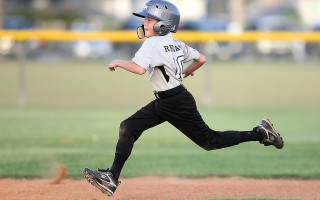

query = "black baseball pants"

[110,85,260,179]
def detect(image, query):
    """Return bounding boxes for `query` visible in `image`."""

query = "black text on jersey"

[164,45,182,52]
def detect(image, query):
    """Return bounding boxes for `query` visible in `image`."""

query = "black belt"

[154,85,185,99]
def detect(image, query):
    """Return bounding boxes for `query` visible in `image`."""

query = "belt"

[153,85,185,99]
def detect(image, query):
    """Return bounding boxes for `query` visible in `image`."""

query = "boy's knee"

[118,120,141,143]
[119,120,129,137]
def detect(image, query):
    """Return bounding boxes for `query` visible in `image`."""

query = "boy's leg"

[110,100,165,179]
[84,100,164,196]
[157,89,261,150]
[168,116,260,150]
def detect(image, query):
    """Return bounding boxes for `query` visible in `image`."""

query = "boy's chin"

[145,32,158,38]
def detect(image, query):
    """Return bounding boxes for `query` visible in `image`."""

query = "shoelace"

[98,168,110,173]
[97,168,121,185]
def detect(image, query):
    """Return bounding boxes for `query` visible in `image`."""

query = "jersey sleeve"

[179,41,200,63]
[132,40,154,70]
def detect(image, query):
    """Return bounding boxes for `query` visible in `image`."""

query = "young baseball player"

[83,0,284,197]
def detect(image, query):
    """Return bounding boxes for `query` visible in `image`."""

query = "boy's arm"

[183,53,206,78]
[109,60,146,75]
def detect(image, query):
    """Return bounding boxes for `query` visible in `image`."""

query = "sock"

[239,130,262,143]
[109,154,127,180]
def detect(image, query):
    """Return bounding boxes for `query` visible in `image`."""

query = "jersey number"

[175,55,184,80]
[158,56,184,83]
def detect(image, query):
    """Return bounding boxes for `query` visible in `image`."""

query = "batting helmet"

[133,0,180,36]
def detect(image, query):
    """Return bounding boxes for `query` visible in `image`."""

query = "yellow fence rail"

[1,30,320,42]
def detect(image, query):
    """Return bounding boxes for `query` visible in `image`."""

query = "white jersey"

[132,33,200,92]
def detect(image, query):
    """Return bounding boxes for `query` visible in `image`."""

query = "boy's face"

[143,17,159,37]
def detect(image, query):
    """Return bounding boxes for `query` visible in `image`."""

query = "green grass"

[0,105,319,179]
[0,59,320,179]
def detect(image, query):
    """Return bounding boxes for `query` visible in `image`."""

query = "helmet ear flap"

[136,25,145,39]
[153,21,170,36]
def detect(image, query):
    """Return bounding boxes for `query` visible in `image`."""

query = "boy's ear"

[137,25,145,39]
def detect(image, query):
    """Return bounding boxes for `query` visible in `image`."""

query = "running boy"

[83,0,284,197]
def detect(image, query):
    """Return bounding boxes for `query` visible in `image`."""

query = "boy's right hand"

[108,60,119,71]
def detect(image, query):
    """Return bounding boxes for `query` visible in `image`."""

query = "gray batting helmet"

[133,0,180,36]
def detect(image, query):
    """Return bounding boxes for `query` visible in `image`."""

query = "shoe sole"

[261,118,284,149]
[83,170,113,197]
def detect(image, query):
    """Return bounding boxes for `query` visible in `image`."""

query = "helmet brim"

[132,11,145,18]
[133,11,160,21]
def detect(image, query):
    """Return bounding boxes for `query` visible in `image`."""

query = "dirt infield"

[1,177,319,200]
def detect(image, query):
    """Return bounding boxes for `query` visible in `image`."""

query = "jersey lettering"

[164,45,182,52]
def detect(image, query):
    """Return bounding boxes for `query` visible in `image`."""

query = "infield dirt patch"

[1,177,319,200]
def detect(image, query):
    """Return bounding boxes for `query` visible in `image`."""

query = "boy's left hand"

[183,72,194,78]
